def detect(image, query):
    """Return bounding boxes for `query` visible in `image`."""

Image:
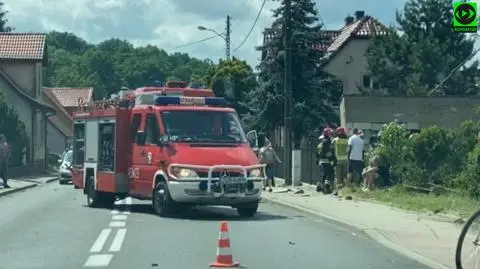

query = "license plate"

[221,177,246,185]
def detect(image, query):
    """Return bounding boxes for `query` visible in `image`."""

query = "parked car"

[59,150,73,185]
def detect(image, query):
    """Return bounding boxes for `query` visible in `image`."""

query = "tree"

[366,0,480,96]
[243,0,341,144]
[0,93,28,166]
[203,58,257,116]
[44,32,215,98]
[0,1,12,32]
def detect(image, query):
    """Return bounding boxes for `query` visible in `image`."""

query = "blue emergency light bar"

[154,96,229,106]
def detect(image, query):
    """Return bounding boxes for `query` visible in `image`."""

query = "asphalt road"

[0,182,432,269]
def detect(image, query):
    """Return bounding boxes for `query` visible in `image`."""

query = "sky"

[5,0,409,67]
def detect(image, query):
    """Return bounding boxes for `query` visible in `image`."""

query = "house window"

[363,75,373,88]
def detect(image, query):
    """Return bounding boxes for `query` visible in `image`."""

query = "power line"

[234,0,267,52]
[174,34,223,49]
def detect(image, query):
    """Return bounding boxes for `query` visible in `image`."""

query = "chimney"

[345,16,354,26]
[355,10,365,20]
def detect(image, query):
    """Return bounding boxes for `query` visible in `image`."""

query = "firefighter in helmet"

[332,127,348,188]
[316,127,336,194]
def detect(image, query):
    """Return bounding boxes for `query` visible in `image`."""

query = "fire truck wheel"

[152,182,175,217]
[236,202,259,218]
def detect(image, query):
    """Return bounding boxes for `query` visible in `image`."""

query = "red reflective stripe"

[216,255,234,265]
[218,239,230,248]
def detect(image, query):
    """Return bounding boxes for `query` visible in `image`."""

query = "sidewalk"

[262,178,460,269]
[0,175,58,198]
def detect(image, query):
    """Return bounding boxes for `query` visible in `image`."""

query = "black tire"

[456,208,480,269]
[86,177,100,208]
[152,182,175,217]
[237,202,259,218]
[59,179,67,185]
[99,193,116,209]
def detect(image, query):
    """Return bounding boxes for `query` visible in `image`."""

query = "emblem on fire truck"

[128,167,139,179]
[147,152,152,164]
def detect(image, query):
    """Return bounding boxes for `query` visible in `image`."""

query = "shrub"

[411,126,454,185]
[455,144,480,199]
[0,93,28,166]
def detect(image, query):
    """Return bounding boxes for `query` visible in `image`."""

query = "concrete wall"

[47,121,67,154]
[1,61,36,97]
[0,75,33,159]
[323,39,372,95]
[0,61,47,171]
[340,95,480,130]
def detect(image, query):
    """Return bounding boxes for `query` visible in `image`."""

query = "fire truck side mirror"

[136,131,146,146]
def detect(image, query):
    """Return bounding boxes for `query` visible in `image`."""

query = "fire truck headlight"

[175,168,198,179]
[248,168,263,178]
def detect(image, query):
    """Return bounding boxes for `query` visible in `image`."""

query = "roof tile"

[43,87,94,107]
[0,33,46,60]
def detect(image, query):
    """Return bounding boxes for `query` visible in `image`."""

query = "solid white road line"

[110,221,126,228]
[83,254,113,267]
[89,229,112,253]
[109,228,127,252]
[112,215,127,221]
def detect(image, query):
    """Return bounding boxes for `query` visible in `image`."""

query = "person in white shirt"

[347,128,364,186]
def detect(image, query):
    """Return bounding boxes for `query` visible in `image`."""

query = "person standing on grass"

[0,134,11,188]
[347,128,364,187]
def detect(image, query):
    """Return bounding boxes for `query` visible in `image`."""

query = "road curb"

[261,195,450,269]
[0,184,37,198]
[45,177,59,183]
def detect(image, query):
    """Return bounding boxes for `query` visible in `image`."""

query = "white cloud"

[4,0,410,67]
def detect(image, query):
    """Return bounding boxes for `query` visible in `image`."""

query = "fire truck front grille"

[196,171,244,178]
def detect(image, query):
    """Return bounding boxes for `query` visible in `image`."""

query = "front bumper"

[167,164,265,206]
[59,169,72,178]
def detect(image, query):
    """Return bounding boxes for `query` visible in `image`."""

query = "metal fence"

[273,145,322,185]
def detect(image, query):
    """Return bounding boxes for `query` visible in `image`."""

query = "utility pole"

[226,15,231,60]
[283,0,293,185]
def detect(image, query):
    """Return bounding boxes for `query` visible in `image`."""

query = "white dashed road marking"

[83,254,114,267]
[109,221,126,228]
[83,197,132,267]
[109,228,127,252]
[112,215,127,220]
[90,229,112,253]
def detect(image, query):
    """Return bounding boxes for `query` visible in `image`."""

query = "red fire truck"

[70,82,265,217]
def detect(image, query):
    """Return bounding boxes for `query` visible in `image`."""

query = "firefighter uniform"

[316,128,336,194]
[332,136,348,186]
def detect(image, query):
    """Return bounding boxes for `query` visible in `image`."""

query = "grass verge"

[340,185,478,218]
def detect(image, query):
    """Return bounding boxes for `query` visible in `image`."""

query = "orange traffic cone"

[209,222,239,267]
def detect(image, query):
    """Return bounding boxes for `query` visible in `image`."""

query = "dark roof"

[260,14,388,59]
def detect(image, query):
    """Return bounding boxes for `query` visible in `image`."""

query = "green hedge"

[373,120,480,198]
[0,92,28,167]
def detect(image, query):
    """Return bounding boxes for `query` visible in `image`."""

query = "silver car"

[59,150,73,185]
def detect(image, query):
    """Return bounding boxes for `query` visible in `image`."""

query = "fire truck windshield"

[161,110,247,144]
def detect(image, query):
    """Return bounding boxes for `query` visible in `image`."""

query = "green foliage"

[203,58,257,116]
[374,120,480,198]
[44,32,215,99]
[0,93,28,166]
[0,1,12,32]
[242,0,342,143]
[366,0,480,96]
